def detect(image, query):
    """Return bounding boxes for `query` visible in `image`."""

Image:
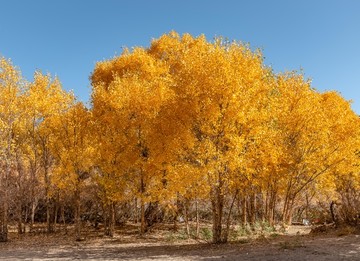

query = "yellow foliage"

[2,32,359,231]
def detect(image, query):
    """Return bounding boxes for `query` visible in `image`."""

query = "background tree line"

[0,32,359,243]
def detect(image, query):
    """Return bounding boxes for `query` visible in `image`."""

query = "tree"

[147,32,274,242]
[48,102,93,240]
[23,72,74,232]
[318,92,360,225]
[269,75,360,225]
[91,47,175,234]
[0,57,24,241]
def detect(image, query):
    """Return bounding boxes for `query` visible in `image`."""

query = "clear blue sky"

[1,0,359,112]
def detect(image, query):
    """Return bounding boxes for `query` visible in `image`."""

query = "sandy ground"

[0,226,359,260]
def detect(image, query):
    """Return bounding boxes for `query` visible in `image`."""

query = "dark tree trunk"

[223,190,238,242]
[133,197,138,224]
[184,199,190,238]
[74,188,81,241]
[44,162,54,233]
[0,199,8,242]
[140,199,146,234]
[211,184,224,244]
[140,173,146,235]
[105,202,115,237]
[17,202,24,234]
[195,198,200,238]
[0,149,11,242]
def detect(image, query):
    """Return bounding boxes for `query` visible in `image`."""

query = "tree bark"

[30,199,37,232]
[44,161,54,233]
[140,199,146,235]
[0,191,8,242]
[223,190,238,242]
[17,202,24,234]
[140,173,146,235]
[184,199,190,238]
[211,182,224,243]
[133,197,138,224]
[0,128,12,242]
[74,188,81,241]
[195,198,200,238]
[105,202,115,237]
[248,193,256,226]
[242,196,247,226]
[267,189,277,226]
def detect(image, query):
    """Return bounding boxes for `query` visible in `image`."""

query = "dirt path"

[0,228,359,260]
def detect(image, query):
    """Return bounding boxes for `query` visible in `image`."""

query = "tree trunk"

[223,190,238,243]
[282,195,292,225]
[54,200,59,232]
[0,195,8,242]
[74,188,81,241]
[267,189,277,226]
[61,203,67,233]
[283,197,295,225]
[242,196,247,226]
[265,190,269,223]
[17,202,24,234]
[184,199,190,238]
[24,205,29,231]
[211,184,224,244]
[140,199,146,235]
[0,133,12,242]
[133,197,138,224]
[30,199,37,232]
[46,197,54,233]
[44,163,54,233]
[270,191,276,226]
[140,174,146,235]
[173,194,181,232]
[248,193,256,226]
[173,212,178,232]
[110,203,115,235]
[105,202,115,237]
[195,198,200,238]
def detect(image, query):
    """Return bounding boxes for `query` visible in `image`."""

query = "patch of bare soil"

[0,225,359,260]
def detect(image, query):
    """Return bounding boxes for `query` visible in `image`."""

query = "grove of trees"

[0,32,359,243]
